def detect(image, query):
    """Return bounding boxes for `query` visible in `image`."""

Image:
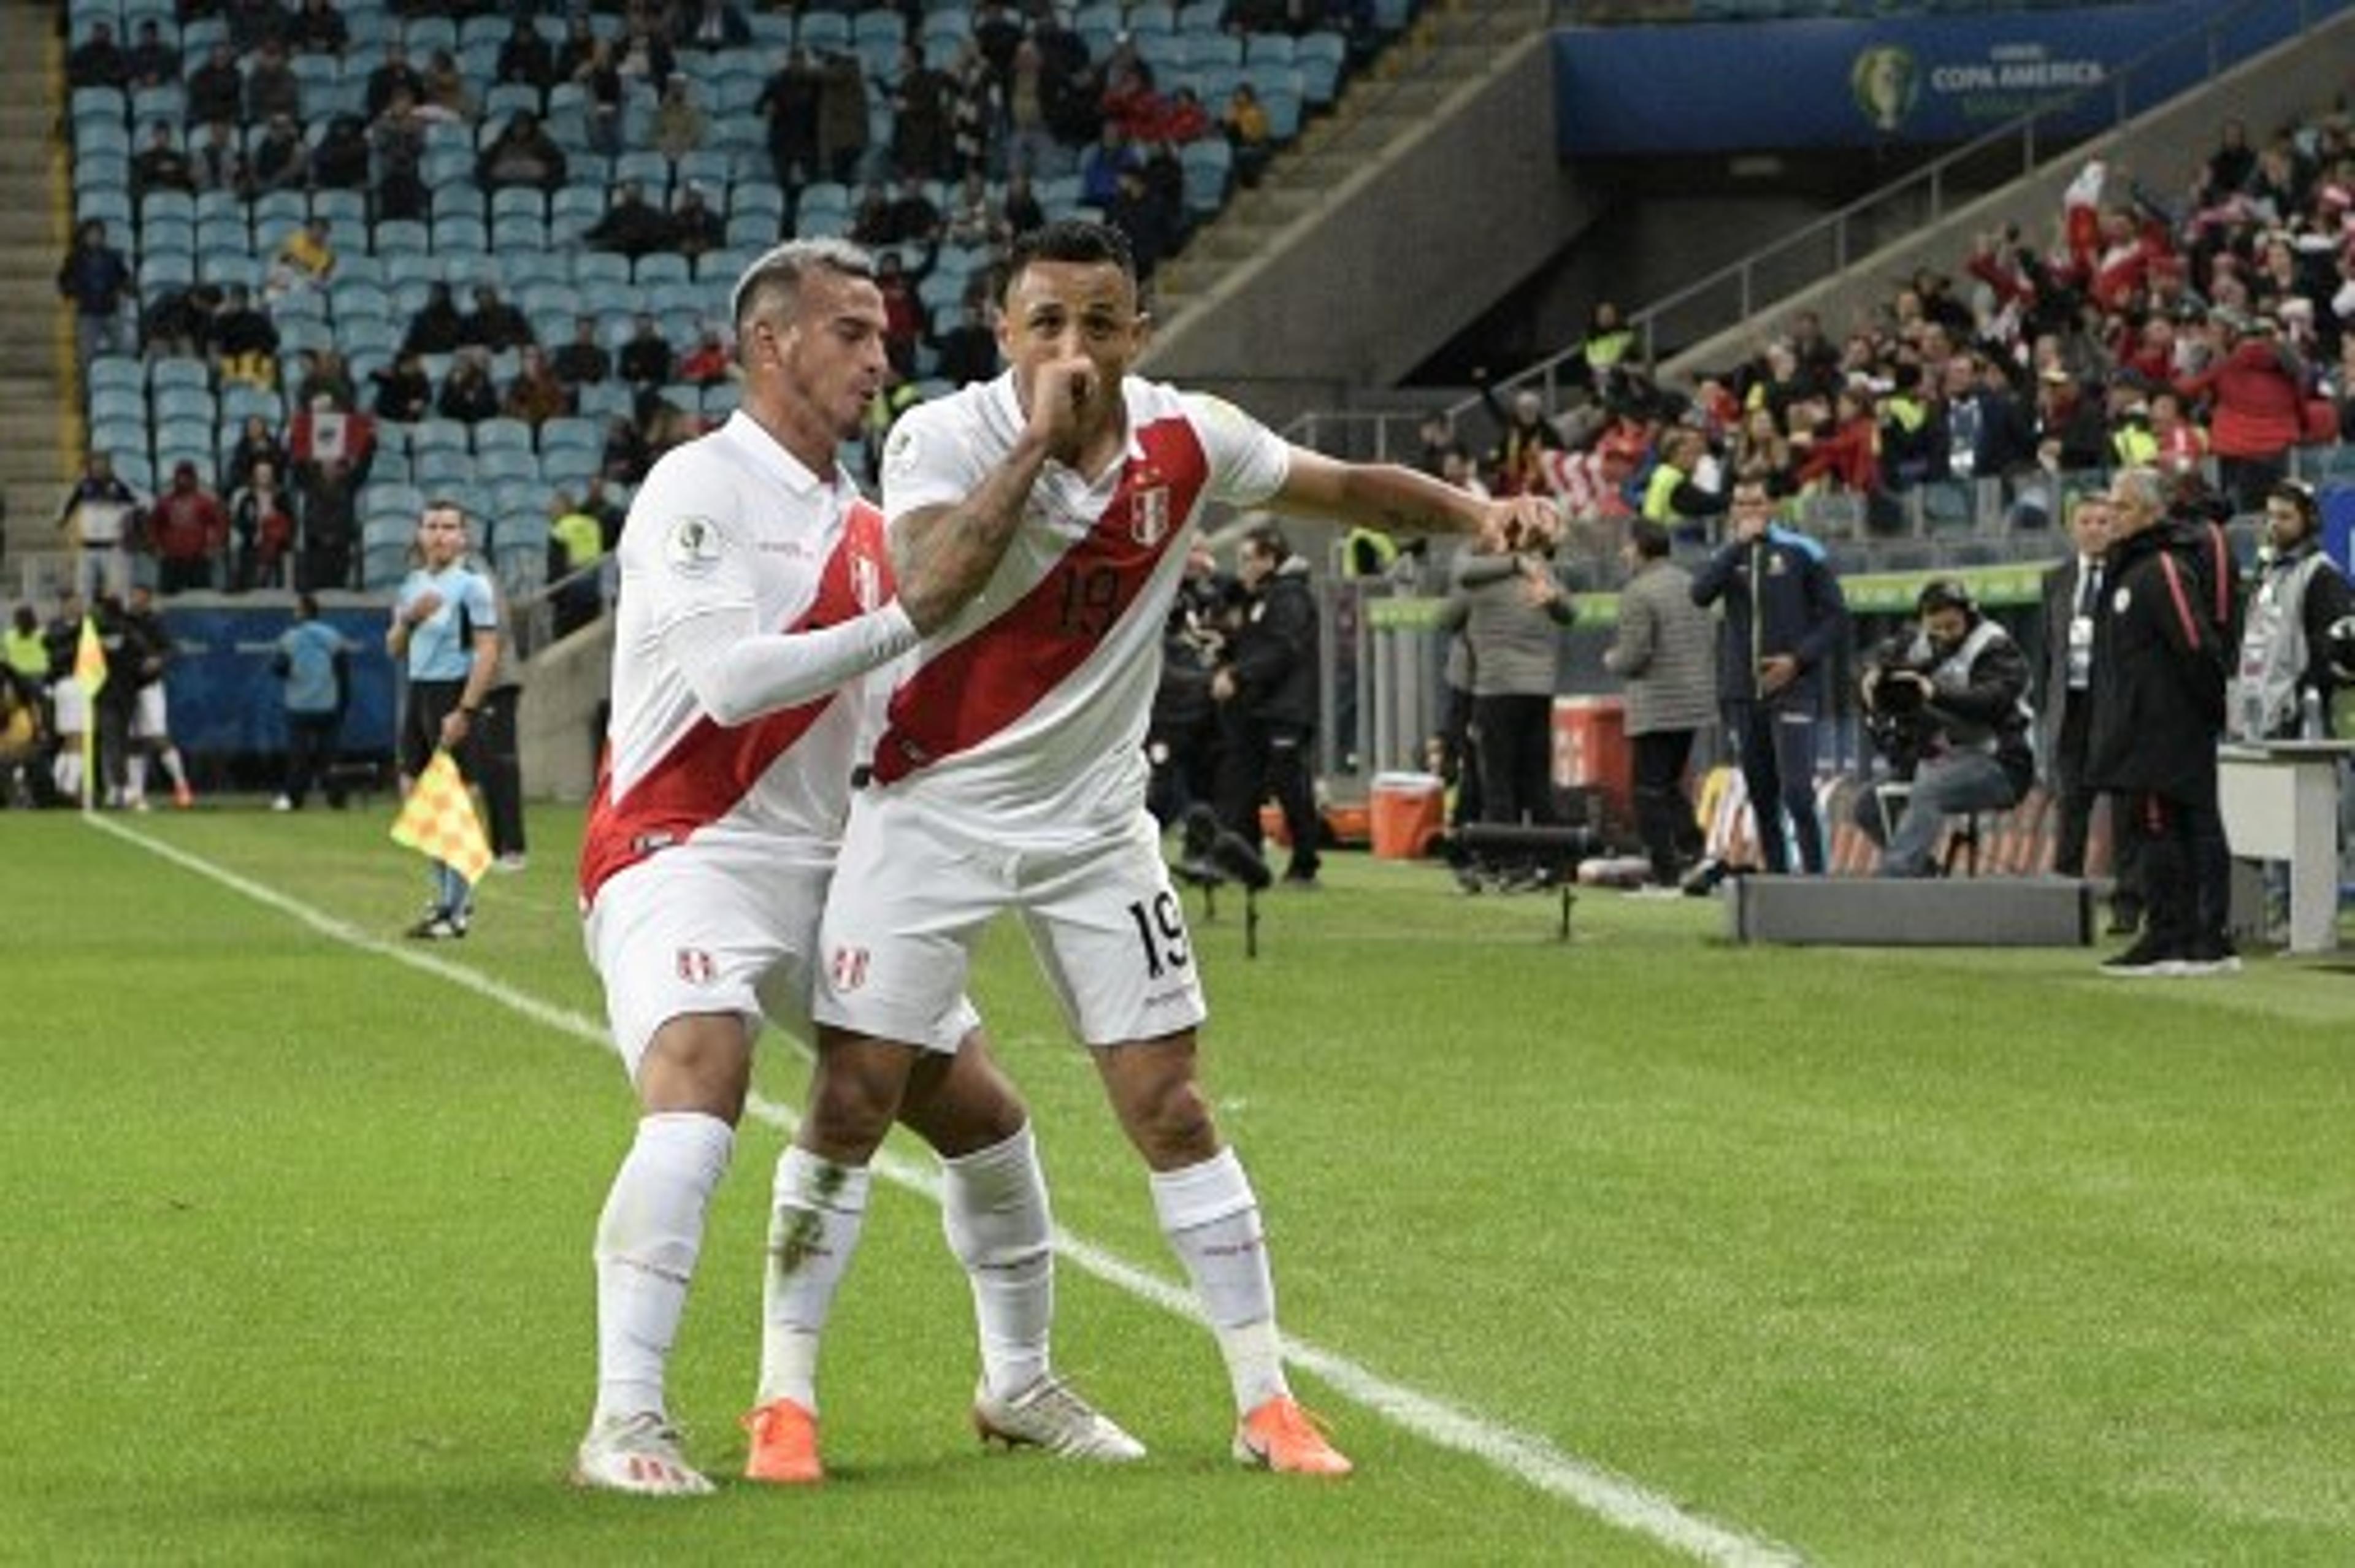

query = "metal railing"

[1285,0,2350,458]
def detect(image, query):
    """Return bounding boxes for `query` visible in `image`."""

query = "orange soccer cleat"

[741,1397,823,1485]
[1232,1395,1353,1477]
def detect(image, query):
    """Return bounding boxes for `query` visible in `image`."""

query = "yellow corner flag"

[74,615,107,699]
[390,748,492,886]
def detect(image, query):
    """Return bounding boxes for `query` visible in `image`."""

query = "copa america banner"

[1552,0,2342,156]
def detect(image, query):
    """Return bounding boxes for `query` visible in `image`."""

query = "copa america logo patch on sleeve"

[882,423,921,486]
[665,515,724,578]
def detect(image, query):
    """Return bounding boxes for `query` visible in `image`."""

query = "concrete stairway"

[1152,0,1553,320]
[0,7,71,587]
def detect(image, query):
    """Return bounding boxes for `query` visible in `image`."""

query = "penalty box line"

[89,813,1804,1568]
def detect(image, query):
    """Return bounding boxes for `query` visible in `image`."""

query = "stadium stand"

[62,0,1413,603]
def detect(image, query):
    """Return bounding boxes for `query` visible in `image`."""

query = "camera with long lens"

[1861,635,1936,768]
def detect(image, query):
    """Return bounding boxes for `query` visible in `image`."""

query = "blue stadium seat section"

[66,0,1420,562]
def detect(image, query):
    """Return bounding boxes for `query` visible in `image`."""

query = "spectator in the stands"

[892,42,954,181]
[600,415,651,484]
[227,460,296,592]
[286,387,374,480]
[267,217,336,304]
[462,285,535,355]
[616,9,677,97]
[401,281,467,358]
[224,414,289,495]
[311,113,372,193]
[212,284,279,389]
[495,14,555,99]
[554,14,600,83]
[248,111,312,194]
[1001,169,1046,237]
[1222,82,1273,188]
[123,20,182,90]
[244,37,301,124]
[294,457,357,592]
[370,350,434,424]
[678,0,752,50]
[616,313,674,391]
[188,118,250,197]
[668,183,726,261]
[1729,403,1792,494]
[130,121,194,200]
[367,93,429,219]
[675,324,732,388]
[477,110,567,194]
[437,349,500,424]
[873,251,929,376]
[221,0,285,52]
[1107,165,1176,284]
[2200,118,2257,204]
[755,45,823,190]
[1943,351,2037,482]
[502,345,573,429]
[652,77,706,162]
[420,47,477,126]
[948,42,1002,181]
[1641,426,1726,541]
[2175,307,2306,511]
[185,40,243,127]
[1478,382,1566,498]
[818,48,870,183]
[552,317,612,391]
[57,220,131,376]
[285,0,348,59]
[147,461,228,596]
[364,39,424,121]
[573,34,624,158]
[1079,123,1139,208]
[2031,368,2110,474]
[944,170,1006,252]
[67,20,128,91]
[930,296,998,387]
[292,346,357,412]
[585,178,673,261]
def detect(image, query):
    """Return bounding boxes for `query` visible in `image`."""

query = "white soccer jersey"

[579,412,895,907]
[871,372,1289,839]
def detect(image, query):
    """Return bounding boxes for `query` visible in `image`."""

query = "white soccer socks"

[756,1144,872,1412]
[592,1111,735,1423]
[1151,1147,1288,1414]
[940,1121,1055,1402]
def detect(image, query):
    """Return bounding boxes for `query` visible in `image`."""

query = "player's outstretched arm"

[662,603,922,727]
[890,352,1096,631]
[1272,449,1555,553]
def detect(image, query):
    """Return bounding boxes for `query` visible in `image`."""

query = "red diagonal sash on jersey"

[868,416,1208,785]
[578,502,892,904]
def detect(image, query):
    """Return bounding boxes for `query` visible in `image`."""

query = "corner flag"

[74,616,107,810]
[390,748,492,885]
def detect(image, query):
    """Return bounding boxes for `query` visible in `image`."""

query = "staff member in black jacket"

[2038,492,2141,931]
[1690,476,1848,875]
[2086,465,2233,976]
[1212,522,1321,886]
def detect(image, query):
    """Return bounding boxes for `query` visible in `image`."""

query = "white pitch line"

[89,814,1804,1568]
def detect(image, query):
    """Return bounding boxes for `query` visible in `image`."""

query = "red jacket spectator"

[1793,397,1882,494]
[145,461,228,593]
[2174,329,2305,459]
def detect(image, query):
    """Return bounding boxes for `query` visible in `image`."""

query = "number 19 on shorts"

[1124,892,1192,980]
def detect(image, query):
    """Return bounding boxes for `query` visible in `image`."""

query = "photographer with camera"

[1853,578,2035,878]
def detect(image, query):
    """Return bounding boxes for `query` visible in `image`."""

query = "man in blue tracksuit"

[1690,475,1849,874]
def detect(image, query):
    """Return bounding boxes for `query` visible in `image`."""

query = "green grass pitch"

[5,805,2352,1564]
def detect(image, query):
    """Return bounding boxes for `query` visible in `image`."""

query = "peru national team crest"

[1130,484,1171,548]
[829,944,870,992]
[676,947,716,985]
[851,553,883,613]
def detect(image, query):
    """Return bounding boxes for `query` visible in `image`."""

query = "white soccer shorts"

[586,846,975,1082]
[814,792,1208,1050]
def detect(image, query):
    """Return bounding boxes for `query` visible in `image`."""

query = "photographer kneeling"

[1853,579,2035,878]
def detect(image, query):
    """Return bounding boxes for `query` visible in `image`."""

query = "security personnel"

[2229,480,2352,741]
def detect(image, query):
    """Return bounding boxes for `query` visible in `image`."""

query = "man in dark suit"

[2039,491,2140,932]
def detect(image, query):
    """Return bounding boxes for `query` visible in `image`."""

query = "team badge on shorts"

[829,944,870,992]
[676,947,716,984]
[1130,485,1171,547]
[665,516,724,578]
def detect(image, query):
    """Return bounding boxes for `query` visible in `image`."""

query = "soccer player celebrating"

[803,220,1557,1476]
[573,238,1135,1496]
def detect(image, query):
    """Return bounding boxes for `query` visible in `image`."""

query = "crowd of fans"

[1422,110,2355,575]
[59,0,1397,599]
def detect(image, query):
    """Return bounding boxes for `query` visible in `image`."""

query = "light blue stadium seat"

[483,82,542,124]
[311,189,367,229]
[1128,1,1176,33]
[1186,32,1243,68]
[676,148,732,192]
[91,419,147,464]
[574,250,631,287]
[148,356,207,392]
[699,246,758,285]
[489,185,546,223]
[1179,0,1226,30]
[331,280,394,323]
[475,417,534,454]
[90,386,146,427]
[540,415,603,456]
[362,489,424,531]
[373,219,430,257]
[576,381,633,421]
[415,449,475,489]
[432,182,484,223]
[432,214,490,254]
[796,10,850,52]
[138,251,193,291]
[362,543,412,592]
[1180,138,1232,217]
[1259,83,1304,140]
[477,448,540,485]
[77,186,133,231]
[89,356,144,396]
[71,84,126,128]
[385,253,443,293]
[402,16,459,54]
[220,386,283,426]
[199,251,262,292]
[634,252,691,286]
[613,148,671,194]
[155,385,215,426]
[130,83,185,126]
[492,215,550,251]
[410,418,469,455]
